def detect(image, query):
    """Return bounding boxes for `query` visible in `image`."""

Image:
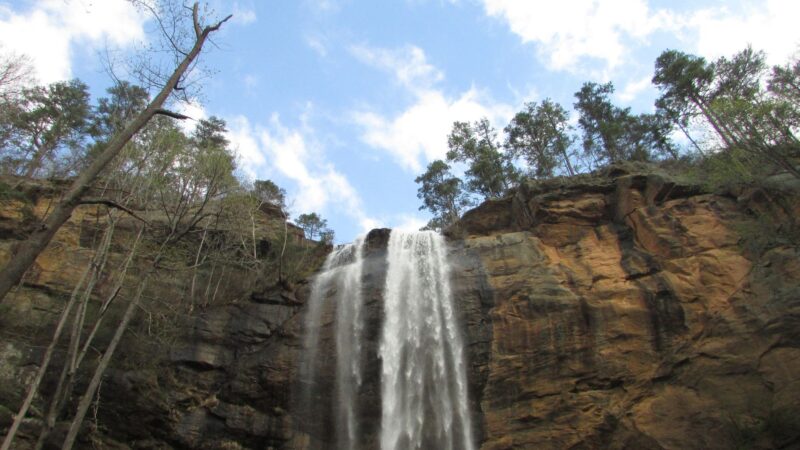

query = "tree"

[653,49,736,148]
[505,99,576,177]
[253,179,287,210]
[654,47,799,178]
[0,46,33,102]
[296,212,328,240]
[446,118,520,199]
[770,57,800,107]
[320,228,335,245]
[0,79,91,177]
[574,81,675,165]
[0,1,232,304]
[89,81,150,146]
[415,159,472,230]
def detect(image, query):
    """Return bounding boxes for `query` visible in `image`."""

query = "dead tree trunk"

[0,3,232,303]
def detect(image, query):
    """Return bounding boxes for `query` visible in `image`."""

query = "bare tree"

[0,46,34,101]
[0,2,232,303]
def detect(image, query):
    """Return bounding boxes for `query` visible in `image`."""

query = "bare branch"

[204,14,233,35]
[79,198,150,225]
[192,3,202,39]
[154,108,192,120]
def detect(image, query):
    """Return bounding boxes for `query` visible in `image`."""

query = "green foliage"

[87,81,150,160]
[0,79,91,177]
[253,179,286,210]
[655,47,800,178]
[415,159,472,231]
[446,118,520,199]
[505,99,576,177]
[681,147,758,191]
[574,81,675,166]
[320,228,335,245]
[296,212,328,240]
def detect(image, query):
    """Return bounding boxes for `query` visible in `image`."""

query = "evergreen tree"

[296,212,328,240]
[253,179,287,210]
[505,99,576,177]
[446,118,520,199]
[0,79,91,177]
[575,81,675,165]
[415,159,472,230]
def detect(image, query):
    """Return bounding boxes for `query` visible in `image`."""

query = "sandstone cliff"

[1,165,799,449]
[453,165,800,449]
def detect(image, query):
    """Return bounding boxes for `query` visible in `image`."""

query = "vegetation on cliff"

[416,46,800,231]
[0,2,331,448]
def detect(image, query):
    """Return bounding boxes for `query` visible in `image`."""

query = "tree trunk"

[0,265,91,450]
[60,279,149,450]
[0,3,232,304]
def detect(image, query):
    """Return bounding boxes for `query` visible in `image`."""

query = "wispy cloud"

[226,114,378,230]
[349,44,444,92]
[351,44,514,172]
[616,76,653,103]
[231,3,257,25]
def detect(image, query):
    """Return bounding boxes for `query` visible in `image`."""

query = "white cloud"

[231,3,257,25]
[226,114,378,230]
[227,115,266,180]
[481,0,673,72]
[351,44,514,172]
[481,0,800,76]
[306,35,329,57]
[353,88,513,172]
[686,0,800,65]
[350,44,444,92]
[391,214,428,232]
[0,0,146,83]
[175,99,208,133]
[617,76,653,103]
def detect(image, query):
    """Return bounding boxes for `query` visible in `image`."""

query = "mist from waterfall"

[300,230,474,450]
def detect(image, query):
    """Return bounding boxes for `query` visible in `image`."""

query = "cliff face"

[1,167,799,449]
[455,166,800,450]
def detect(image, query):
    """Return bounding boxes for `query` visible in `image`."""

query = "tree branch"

[79,198,150,225]
[192,3,202,39]
[154,108,192,120]
[204,14,233,35]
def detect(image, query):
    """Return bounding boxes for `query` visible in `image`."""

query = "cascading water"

[300,230,474,450]
[379,231,474,450]
[301,237,366,450]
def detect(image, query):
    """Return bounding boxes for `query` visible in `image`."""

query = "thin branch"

[79,198,150,225]
[204,14,233,35]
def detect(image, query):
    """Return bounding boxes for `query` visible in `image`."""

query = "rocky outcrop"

[455,166,800,449]
[1,166,799,449]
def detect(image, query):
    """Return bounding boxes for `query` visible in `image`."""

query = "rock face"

[2,167,799,449]
[455,166,800,450]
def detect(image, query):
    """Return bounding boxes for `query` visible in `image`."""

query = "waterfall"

[300,230,474,450]
[379,231,474,450]
[301,237,366,450]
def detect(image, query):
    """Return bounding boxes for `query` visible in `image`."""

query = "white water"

[301,230,474,450]
[302,237,366,450]
[379,231,474,450]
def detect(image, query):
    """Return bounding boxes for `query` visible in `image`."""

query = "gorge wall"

[1,165,799,449]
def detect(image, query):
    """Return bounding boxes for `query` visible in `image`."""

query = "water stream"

[301,230,474,450]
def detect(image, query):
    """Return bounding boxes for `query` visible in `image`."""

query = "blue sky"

[2,0,799,242]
